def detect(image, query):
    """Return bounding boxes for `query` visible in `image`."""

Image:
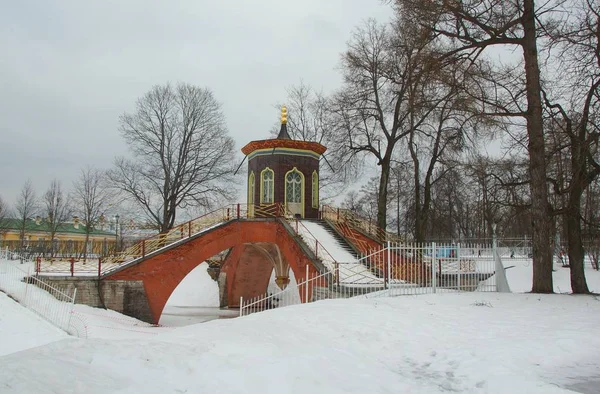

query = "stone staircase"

[301,219,360,259]
[301,219,388,279]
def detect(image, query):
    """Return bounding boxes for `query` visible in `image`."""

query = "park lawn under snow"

[1,292,600,393]
[2,257,600,392]
[0,291,67,356]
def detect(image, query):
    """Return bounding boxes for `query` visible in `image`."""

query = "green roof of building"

[1,218,115,237]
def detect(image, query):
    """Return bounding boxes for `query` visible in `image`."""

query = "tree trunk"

[566,191,589,293]
[83,231,91,262]
[377,157,391,236]
[415,175,433,244]
[523,0,553,293]
[415,211,427,243]
[50,232,56,259]
[566,132,590,293]
[396,178,401,237]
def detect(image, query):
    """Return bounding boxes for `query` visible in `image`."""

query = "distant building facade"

[0,216,116,257]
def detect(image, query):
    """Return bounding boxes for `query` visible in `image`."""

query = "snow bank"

[0,292,67,356]
[1,293,599,393]
[502,256,600,293]
[2,253,600,393]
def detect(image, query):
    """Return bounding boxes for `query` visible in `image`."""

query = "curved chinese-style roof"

[241,105,327,156]
[241,138,326,156]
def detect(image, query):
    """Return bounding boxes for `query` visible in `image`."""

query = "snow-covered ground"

[0,291,67,356]
[2,256,600,393]
[2,291,600,393]
[506,255,600,293]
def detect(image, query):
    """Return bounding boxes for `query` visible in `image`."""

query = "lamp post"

[114,214,120,252]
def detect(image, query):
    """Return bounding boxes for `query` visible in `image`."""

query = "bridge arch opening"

[159,261,222,326]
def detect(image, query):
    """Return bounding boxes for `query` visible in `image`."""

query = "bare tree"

[408,60,483,242]
[389,161,414,239]
[108,83,237,233]
[541,0,600,293]
[464,154,532,239]
[393,0,555,292]
[276,82,331,143]
[0,195,9,233]
[43,180,71,257]
[273,82,347,201]
[15,180,37,257]
[329,18,445,232]
[72,166,112,260]
[341,178,383,225]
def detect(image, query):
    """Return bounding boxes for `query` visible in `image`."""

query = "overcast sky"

[0,0,391,207]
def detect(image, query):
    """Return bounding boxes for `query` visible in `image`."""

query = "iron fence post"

[492,224,497,260]
[431,242,437,293]
[305,264,309,303]
[457,243,461,291]
[386,241,391,290]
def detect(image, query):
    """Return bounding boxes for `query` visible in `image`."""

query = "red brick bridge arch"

[105,219,320,324]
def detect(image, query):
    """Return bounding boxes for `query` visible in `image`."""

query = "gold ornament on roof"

[281,106,287,124]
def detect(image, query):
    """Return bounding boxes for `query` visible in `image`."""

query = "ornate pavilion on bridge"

[241,106,326,218]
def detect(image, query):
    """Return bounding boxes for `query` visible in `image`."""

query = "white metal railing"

[0,247,32,263]
[385,242,499,296]
[240,265,387,316]
[0,259,81,336]
[240,242,510,317]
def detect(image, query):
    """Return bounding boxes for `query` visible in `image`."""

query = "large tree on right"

[392,0,554,292]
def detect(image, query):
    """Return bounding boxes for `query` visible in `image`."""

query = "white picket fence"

[0,252,82,336]
[240,242,509,317]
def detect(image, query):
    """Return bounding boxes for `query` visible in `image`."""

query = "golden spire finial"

[281,105,287,125]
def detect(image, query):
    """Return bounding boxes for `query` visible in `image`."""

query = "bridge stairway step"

[301,219,389,279]
[300,219,359,258]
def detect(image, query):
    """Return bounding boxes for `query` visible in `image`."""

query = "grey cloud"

[0,0,391,206]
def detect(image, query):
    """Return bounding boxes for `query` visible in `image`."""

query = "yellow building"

[0,217,116,258]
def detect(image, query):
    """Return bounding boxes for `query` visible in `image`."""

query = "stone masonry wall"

[36,277,154,324]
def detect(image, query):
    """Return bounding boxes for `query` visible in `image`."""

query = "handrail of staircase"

[328,219,374,257]
[100,203,285,272]
[288,218,339,266]
[320,205,403,243]
[279,206,340,268]
[278,206,391,285]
